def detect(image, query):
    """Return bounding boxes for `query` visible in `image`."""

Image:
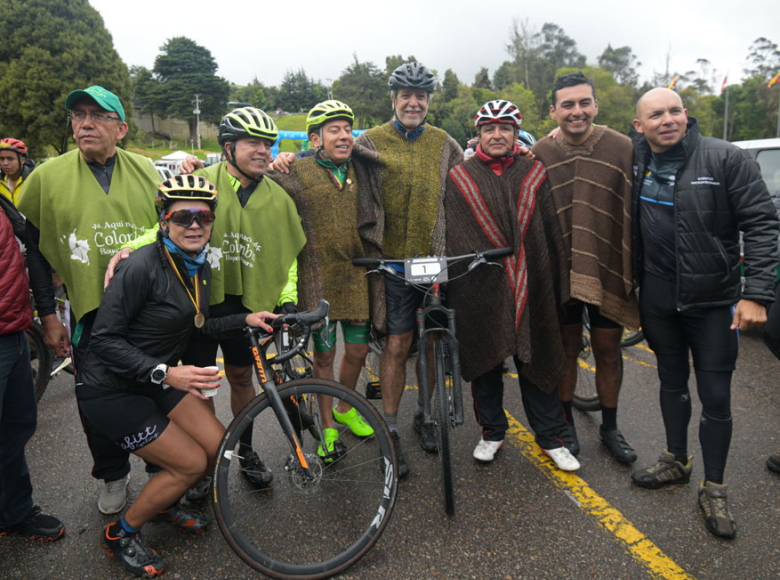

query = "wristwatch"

[151,364,168,384]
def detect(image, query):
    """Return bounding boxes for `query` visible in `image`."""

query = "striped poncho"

[444,155,569,390]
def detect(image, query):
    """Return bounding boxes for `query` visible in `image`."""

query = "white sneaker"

[542,446,581,472]
[473,438,504,462]
[98,474,130,514]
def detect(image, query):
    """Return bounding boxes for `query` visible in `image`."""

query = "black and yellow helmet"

[218,107,278,146]
[155,175,218,214]
[306,100,355,136]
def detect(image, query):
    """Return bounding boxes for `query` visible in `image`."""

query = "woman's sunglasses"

[164,208,216,228]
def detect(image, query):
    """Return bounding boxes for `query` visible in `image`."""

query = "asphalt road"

[2,330,778,580]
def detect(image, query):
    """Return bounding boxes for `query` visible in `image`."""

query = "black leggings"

[640,273,738,483]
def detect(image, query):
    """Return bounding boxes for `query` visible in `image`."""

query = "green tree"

[152,37,230,143]
[385,55,419,78]
[0,0,131,155]
[230,77,273,111]
[278,69,326,113]
[442,69,460,102]
[333,55,387,129]
[131,66,164,135]
[597,45,640,87]
[473,67,492,90]
[493,61,520,91]
[499,83,543,137]
[744,37,780,80]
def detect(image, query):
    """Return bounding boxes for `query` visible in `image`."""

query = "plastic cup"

[200,366,221,398]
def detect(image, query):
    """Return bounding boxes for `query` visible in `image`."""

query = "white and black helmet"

[474,99,523,128]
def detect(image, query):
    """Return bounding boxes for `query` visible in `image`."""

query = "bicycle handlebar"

[244,299,330,364]
[351,247,513,268]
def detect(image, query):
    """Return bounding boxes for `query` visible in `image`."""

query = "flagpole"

[723,85,729,140]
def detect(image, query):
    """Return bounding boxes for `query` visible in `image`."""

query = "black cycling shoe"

[390,431,409,478]
[184,476,211,503]
[0,505,65,542]
[413,411,438,453]
[152,504,211,534]
[562,424,580,456]
[241,449,274,489]
[600,426,637,463]
[102,524,166,578]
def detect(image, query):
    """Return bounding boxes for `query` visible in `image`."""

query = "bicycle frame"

[244,327,317,481]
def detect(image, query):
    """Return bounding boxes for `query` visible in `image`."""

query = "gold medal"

[163,246,204,329]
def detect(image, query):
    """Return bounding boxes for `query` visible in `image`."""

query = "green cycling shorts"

[313,320,370,352]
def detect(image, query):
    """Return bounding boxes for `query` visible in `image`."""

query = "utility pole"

[193,94,202,151]
[326,79,333,100]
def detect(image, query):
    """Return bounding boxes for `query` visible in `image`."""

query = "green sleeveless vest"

[195,162,306,311]
[17,148,160,320]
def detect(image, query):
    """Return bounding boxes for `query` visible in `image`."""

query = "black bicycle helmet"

[387,62,436,92]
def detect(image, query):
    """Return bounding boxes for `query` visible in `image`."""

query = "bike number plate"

[404,256,447,284]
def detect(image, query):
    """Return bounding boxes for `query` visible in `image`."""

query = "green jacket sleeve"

[121,227,158,251]
[277,258,298,306]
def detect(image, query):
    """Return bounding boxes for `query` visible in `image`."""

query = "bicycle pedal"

[365,382,382,400]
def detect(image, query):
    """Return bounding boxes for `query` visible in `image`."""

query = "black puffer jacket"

[632,118,779,309]
[78,237,246,392]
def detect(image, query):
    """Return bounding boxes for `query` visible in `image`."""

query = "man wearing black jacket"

[630,88,778,539]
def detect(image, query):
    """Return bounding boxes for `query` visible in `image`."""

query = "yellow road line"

[504,410,695,580]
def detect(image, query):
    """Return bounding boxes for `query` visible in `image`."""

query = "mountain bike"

[212,300,398,580]
[354,248,512,515]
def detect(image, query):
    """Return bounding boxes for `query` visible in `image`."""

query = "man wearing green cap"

[18,85,161,516]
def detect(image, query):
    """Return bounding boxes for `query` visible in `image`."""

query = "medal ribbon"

[163,246,201,317]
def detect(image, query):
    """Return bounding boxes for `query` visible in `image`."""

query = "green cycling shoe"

[333,407,375,438]
[317,428,347,464]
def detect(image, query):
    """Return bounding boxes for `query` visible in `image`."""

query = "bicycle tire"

[621,330,645,348]
[27,323,52,403]
[358,335,383,399]
[571,331,601,412]
[213,378,398,580]
[433,339,455,515]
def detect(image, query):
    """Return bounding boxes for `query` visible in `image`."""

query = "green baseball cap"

[65,85,126,122]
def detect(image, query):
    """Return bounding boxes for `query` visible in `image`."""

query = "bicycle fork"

[246,330,316,482]
[415,305,464,428]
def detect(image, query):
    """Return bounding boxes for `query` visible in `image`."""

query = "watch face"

[152,369,166,382]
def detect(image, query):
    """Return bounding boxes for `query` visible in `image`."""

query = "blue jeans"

[0,331,37,527]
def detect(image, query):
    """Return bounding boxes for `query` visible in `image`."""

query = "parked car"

[733,138,780,199]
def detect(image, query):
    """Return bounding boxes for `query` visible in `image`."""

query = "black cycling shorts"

[182,294,254,367]
[77,384,187,452]
[384,272,427,335]
[563,300,622,330]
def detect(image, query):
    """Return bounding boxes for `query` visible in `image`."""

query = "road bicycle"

[28,285,73,402]
[354,248,512,515]
[212,300,398,580]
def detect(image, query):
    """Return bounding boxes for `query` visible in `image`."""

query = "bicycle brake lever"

[467,257,487,272]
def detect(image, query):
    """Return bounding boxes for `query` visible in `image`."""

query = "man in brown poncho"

[533,71,639,463]
[269,100,375,463]
[444,99,579,471]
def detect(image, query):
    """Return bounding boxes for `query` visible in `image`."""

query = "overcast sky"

[89,0,778,91]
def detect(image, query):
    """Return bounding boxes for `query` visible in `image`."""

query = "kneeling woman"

[76,176,276,577]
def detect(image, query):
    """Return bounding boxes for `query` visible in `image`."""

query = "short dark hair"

[551,71,596,108]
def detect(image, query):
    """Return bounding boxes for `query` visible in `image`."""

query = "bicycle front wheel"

[433,339,455,515]
[213,379,398,580]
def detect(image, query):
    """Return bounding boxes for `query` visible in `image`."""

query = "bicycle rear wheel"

[27,323,52,403]
[433,339,455,515]
[213,379,398,580]
[358,334,383,400]
[621,329,645,348]
[572,331,601,412]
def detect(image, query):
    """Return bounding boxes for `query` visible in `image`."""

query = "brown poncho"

[353,122,464,333]
[445,156,569,391]
[533,126,639,329]
[268,157,368,321]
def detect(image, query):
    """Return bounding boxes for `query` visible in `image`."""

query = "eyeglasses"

[70,111,122,124]
[165,208,216,228]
